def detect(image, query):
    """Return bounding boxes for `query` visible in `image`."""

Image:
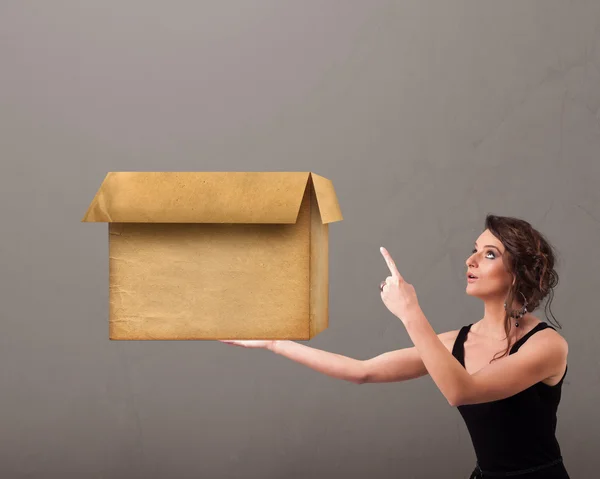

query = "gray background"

[2,1,599,478]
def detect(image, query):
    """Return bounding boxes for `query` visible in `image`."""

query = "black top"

[452,321,568,475]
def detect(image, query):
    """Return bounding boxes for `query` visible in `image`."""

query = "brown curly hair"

[484,214,562,362]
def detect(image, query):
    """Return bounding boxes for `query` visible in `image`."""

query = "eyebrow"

[474,242,503,254]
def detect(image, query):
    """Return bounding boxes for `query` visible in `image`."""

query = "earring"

[504,292,528,327]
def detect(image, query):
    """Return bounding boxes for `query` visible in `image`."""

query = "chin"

[465,284,481,297]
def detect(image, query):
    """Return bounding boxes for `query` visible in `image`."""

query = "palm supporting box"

[82,172,343,340]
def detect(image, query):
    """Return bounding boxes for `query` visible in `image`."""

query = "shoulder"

[438,328,461,347]
[521,322,568,360]
[529,320,567,346]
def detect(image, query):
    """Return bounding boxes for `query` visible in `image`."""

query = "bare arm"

[269,340,365,384]
[268,329,459,384]
[361,330,459,383]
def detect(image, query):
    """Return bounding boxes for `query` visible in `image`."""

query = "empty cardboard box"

[82,172,343,340]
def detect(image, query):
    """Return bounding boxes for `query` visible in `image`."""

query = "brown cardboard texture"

[82,172,343,340]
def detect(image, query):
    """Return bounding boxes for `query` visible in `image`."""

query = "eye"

[471,249,496,259]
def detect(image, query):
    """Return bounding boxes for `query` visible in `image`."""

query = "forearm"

[402,307,473,405]
[269,340,365,384]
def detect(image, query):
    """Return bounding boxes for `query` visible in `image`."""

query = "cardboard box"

[82,172,343,340]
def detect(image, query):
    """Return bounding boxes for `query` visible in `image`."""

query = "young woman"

[221,215,570,478]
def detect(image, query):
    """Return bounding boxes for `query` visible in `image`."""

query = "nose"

[466,255,476,269]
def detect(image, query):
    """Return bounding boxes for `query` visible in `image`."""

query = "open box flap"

[82,171,342,224]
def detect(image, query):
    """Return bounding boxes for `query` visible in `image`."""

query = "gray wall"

[2,1,599,477]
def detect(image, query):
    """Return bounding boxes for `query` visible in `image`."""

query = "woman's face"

[465,229,513,299]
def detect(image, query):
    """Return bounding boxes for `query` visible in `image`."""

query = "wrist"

[400,304,424,325]
[268,340,280,353]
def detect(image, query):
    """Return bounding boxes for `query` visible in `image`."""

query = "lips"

[467,273,478,279]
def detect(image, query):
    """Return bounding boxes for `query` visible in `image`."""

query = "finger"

[380,247,403,281]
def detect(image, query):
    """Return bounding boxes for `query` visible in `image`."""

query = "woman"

[221,214,570,478]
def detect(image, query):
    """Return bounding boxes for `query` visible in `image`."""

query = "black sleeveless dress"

[451,321,569,478]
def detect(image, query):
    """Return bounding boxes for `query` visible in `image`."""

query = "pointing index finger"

[380,246,402,280]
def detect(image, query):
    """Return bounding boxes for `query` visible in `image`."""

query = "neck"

[477,296,527,339]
